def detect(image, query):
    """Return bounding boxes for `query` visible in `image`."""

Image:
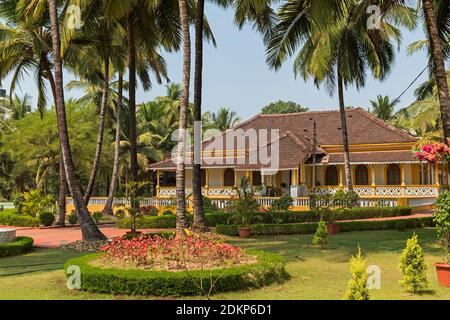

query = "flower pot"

[435,263,450,287]
[238,227,251,238]
[326,223,340,235]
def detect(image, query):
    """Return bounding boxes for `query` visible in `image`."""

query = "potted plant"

[323,209,340,235]
[434,193,450,286]
[233,177,259,238]
[236,212,255,238]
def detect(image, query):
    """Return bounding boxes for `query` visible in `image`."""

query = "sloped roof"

[149,108,417,170]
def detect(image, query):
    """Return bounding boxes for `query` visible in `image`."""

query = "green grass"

[0,228,449,300]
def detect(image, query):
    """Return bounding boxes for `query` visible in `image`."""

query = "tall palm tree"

[47,0,105,240]
[266,0,415,190]
[0,6,68,225]
[370,95,398,121]
[383,0,450,142]
[176,0,191,235]
[421,0,450,143]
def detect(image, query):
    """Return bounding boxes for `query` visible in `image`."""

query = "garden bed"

[64,249,288,296]
[216,216,434,236]
[0,237,34,257]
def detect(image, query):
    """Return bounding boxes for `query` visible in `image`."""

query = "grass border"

[0,237,34,258]
[64,250,288,296]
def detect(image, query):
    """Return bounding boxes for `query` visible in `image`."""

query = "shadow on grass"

[227,228,443,264]
[0,248,83,276]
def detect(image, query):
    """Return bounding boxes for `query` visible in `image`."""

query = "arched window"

[325,166,339,186]
[224,169,235,186]
[355,165,369,185]
[387,164,401,185]
[252,171,262,186]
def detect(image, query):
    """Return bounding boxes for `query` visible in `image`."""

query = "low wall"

[0,228,16,244]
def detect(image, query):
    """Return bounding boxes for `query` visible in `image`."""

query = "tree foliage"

[261,100,308,115]
[398,233,429,293]
[344,246,369,300]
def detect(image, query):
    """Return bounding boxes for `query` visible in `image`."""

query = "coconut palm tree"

[383,0,450,142]
[266,0,416,190]
[47,0,106,240]
[370,95,398,121]
[176,0,191,235]
[0,5,70,226]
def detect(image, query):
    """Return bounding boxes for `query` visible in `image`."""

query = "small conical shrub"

[344,246,370,300]
[312,219,328,249]
[399,233,429,293]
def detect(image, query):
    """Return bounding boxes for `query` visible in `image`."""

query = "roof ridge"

[258,109,344,117]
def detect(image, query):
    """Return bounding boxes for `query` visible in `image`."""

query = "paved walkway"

[0,225,169,248]
[0,211,433,249]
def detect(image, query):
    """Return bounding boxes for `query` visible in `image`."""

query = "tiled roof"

[149,108,417,170]
[322,150,418,164]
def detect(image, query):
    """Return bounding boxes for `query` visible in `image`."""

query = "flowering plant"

[415,140,450,164]
[99,233,248,270]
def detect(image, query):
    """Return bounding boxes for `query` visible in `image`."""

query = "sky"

[2,4,434,121]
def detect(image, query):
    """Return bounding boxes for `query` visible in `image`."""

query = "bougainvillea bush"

[415,141,450,164]
[98,233,251,271]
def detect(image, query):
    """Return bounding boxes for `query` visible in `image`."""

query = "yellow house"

[70,108,442,213]
[148,108,442,211]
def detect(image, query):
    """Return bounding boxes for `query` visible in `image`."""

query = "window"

[252,171,262,186]
[387,164,401,185]
[224,169,235,186]
[355,165,369,185]
[160,171,176,187]
[325,166,339,186]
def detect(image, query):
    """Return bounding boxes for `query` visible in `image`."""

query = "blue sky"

[2,4,433,120]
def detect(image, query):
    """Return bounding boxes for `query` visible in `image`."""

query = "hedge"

[0,237,34,257]
[64,250,288,296]
[216,216,434,236]
[116,212,234,229]
[0,210,40,227]
[116,207,412,229]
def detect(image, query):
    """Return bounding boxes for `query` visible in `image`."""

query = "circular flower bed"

[0,237,34,257]
[64,234,288,296]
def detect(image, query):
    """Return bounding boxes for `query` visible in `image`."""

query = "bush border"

[0,237,34,257]
[216,217,434,236]
[64,250,288,296]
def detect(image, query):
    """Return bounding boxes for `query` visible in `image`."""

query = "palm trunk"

[48,0,106,240]
[192,0,208,233]
[84,58,110,203]
[422,0,450,143]
[127,13,138,184]
[103,73,123,215]
[176,0,191,235]
[45,59,67,226]
[337,67,353,190]
[56,150,67,226]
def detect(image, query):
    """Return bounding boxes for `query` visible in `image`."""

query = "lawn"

[0,228,449,300]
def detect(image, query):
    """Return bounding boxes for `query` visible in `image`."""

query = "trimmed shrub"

[64,250,288,296]
[0,237,34,257]
[92,212,103,224]
[216,217,434,237]
[344,246,370,300]
[0,210,39,227]
[162,210,174,216]
[39,212,55,226]
[271,195,294,212]
[312,220,328,248]
[68,212,78,225]
[399,234,429,293]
